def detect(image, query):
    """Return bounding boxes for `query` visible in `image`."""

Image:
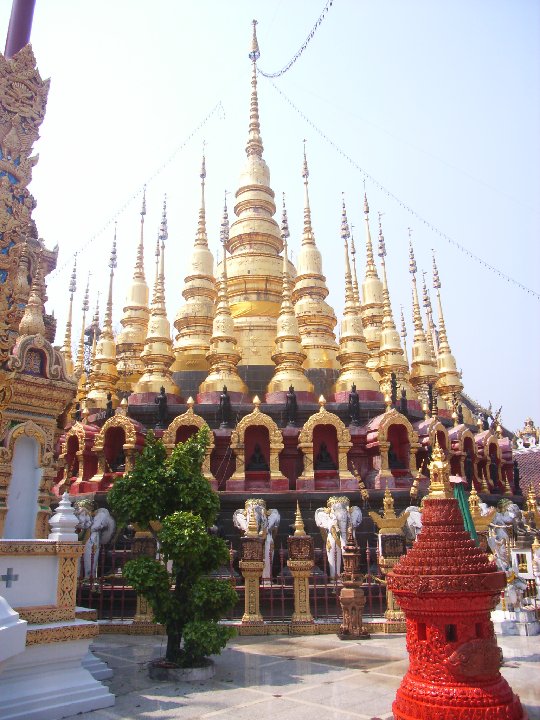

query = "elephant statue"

[314,496,362,579]
[233,499,280,580]
[74,500,116,578]
[402,506,422,543]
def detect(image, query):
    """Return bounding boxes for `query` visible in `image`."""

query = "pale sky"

[2,0,539,432]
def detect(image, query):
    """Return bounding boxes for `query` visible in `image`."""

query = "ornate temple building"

[0,22,528,543]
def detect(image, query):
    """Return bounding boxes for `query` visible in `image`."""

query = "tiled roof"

[514,447,540,495]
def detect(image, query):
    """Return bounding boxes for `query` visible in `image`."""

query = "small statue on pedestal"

[219,385,232,428]
[105,392,114,419]
[348,384,360,426]
[400,387,408,415]
[285,385,298,427]
[155,386,168,429]
[246,443,269,471]
[315,442,336,470]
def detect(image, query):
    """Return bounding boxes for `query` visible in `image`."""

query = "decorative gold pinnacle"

[360,195,384,376]
[173,156,217,373]
[432,251,463,403]
[246,19,263,159]
[408,239,438,396]
[369,483,408,534]
[422,270,438,359]
[60,255,77,376]
[74,273,90,377]
[334,197,380,396]
[135,197,180,396]
[293,144,339,371]
[19,252,45,337]
[427,435,452,499]
[294,501,306,536]
[246,506,260,537]
[268,195,313,396]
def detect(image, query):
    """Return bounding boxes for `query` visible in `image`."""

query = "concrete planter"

[148,659,215,682]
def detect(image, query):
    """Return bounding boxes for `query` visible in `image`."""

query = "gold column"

[239,513,265,625]
[287,503,314,629]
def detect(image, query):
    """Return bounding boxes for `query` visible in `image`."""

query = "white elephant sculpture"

[74,501,116,578]
[233,499,280,580]
[402,505,422,543]
[315,496,362,579]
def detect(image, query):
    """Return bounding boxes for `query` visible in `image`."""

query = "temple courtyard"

[78,632,540,720]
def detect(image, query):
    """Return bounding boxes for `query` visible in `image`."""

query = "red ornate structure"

[388,444,526,720]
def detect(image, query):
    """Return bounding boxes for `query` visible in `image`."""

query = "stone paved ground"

[80,632,540,720]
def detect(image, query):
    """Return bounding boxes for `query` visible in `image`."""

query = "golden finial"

[246,505,260,537]
[252,394,261,408]
[81,404,90,424]
[102,229,117,333]
[383,484,397,519]
[532,535,540,554]
[195,150,209,248]
[362,194,378,279]
[246,20,263,159]
[75,272,90,375]
[427,435,451,499]
[421,269,437,358]
[318,394,326,409]
[349,225,360,304]
[301,141,316,246]
[407,239,437,396]
[281,192,290,241]
[400,305,408,362]
[117,397,128,416]
[341,195,355,307]
[220,192,229,246]
[60,255,78,374]
[134,186,146,278]
[294,501,306,536]
[384,393,392,410]
[187,396,195,409]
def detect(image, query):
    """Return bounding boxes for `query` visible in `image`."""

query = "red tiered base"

[388,498,527,720]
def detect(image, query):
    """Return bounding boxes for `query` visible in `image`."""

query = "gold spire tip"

[294,501,306,536]
[249,19,260,61]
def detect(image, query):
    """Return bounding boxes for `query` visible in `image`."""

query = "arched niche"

[298,404,353,491]
[229,405,285,491]
[55,421,100,494]
[162,408,214,484]
[474,430,498,493]
[497,436,513,495]
[413,418,449,477]
[4,435,42,539]
[89,415,145,486]
[365,408,421,489]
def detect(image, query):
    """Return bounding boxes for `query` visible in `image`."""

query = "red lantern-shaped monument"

[388,439,526,720]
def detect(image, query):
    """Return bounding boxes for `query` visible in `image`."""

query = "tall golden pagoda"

[59,256,77,377]
[222,21,284,373]
[333,198,381,399]
[74,275,90,403]
[408,238,437,400]
[199,206,248,399]
[133,199,180,397]
[86,237,119,409]
[116,188,150,392]
[376,216,416,402]
[432,253,463,405]
[422,270,438,360]
[267,197,313,398]
[173,154,217,379]
[360,194,384,377]
[292,145,339,381]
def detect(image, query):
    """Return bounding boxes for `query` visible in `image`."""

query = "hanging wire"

[49,100,225,280]
[265,78,540,301]
[258,0,334,78]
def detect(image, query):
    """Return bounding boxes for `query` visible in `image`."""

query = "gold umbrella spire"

[293,142,339,372]
[86,233,119,409]
[116,190,150,391]
[350,227,360,306]
[360,193,384,376]
[246,19,263,159]
[200,209,248,397]
[408,235,437,397]
[432,252,463,404]
[134,196,180,396]
[334,196,381,397]
[422,270,438,359]
[268,194,313,396]
[173,155,217,375]
[60,255,77,375]
[74,273,90,375]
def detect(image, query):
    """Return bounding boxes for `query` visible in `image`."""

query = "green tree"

[108,427,237,665]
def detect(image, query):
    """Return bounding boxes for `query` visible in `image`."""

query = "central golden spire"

[134,198,180,397]
[360,194,384,377]
[59,256,77,376]
[334,197,381,398]
[292,144,339,374]
[173,154,217,374]
[86,234,119,409]
[422,270,438,360]
[222,20,284,369]
[74,274,90,403]
[116,188,150,392]
[408,236,437,399]
[267,195,313,397]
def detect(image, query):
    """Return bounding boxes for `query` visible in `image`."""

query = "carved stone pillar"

[287,531,314,627]
[239,535,265,625]
[339,527,369,639]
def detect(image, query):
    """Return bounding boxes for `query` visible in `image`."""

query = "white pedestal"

[82,650,113,681]
[0,628,114,720]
